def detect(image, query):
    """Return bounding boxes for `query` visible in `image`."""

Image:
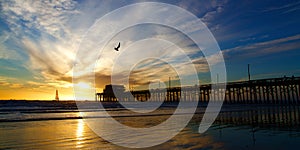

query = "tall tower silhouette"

[55,89,59,101]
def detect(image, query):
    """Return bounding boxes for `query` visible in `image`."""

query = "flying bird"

[114,42,120,51]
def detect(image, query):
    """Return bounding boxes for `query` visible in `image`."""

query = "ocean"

[1,100,300,149]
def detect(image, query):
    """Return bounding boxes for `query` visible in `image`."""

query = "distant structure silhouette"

[114,42,120,51]
[55,90,59,101]
[97,84,125,101]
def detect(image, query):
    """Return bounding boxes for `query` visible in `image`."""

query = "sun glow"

[74,82,91,89]
[73,82,95,100]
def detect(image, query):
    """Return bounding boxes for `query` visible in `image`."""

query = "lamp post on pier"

[248,64,251,81]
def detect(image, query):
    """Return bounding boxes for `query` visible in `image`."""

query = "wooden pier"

[96,76,300,104]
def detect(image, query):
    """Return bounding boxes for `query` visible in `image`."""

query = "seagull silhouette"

[114,42,120,51]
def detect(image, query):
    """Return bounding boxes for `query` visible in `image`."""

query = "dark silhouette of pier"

[96,76,300,104]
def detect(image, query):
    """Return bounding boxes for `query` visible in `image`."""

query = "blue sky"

[0,0,299,100]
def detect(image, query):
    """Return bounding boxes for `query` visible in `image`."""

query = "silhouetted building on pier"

[97,84,125,101]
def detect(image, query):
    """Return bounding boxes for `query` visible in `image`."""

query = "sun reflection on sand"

[76,119,85,148]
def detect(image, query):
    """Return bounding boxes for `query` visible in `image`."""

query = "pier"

[96,76,300,104]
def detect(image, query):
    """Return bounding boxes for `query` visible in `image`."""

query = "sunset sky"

[0,0,300,100]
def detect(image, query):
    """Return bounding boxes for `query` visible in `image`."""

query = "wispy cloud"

[22,38,75,81]
[0,0,82,87]
[0,45,22,60]
[262,1,300,14]
[178,0,228,31]
[0,31,10,43]
[223,34,300,58]
[0,0,79,39]
[0,31,22,60]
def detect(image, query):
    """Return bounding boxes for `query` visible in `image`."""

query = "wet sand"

[1,101,300,149]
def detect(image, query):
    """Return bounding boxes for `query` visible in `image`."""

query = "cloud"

[22,38,75,83]
[0,76,24,89]
[0,45,22,60]
[223,34,300,58]
[0,31,23,60]
[0,0,79,39]
[0,31,10,43]
[262,1,300,14]
[177,0,227,29]
[0,0,83,87]
[0,31,21,60]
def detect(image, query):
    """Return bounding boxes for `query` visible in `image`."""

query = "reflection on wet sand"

[201,105,300,149]
[1,105,300,149]
[76,119,85,148]
[152,128,224,150]
[215,105,300,130]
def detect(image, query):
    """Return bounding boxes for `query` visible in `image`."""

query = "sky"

[0,0,299,100]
